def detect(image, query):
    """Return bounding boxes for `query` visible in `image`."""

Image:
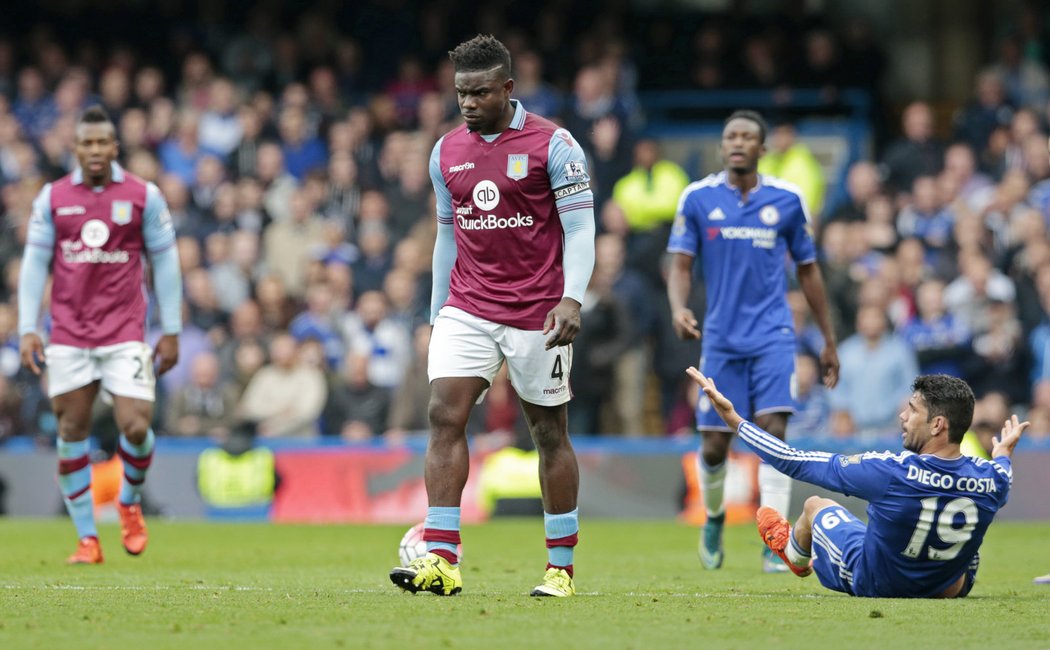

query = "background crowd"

[2,1,1050,447]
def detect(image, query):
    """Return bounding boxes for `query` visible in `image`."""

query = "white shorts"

[429,306,572,406]
[45,341,156,401]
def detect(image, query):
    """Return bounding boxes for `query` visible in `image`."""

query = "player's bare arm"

[154,334,180,376]
[991,414,1029,459]
[667,252,700,340]
[543,297,582,349]
[19,332,44,375]
[686,367,743,430]
[797,261,839,388]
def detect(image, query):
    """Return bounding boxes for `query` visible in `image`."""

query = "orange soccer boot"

[67,536,104,565]
[756,506,812,578]
[117,502,149,556]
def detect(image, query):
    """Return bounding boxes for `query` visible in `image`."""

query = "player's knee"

[804,495,836,516]
[531,421,567,453]
[57,417,91,442]
[117,415,150,443]
[427,397,467,438]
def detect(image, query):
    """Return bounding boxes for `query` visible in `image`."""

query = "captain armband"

[553,182,590,200]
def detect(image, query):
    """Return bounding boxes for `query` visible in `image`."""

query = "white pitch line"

[0,585,823,598]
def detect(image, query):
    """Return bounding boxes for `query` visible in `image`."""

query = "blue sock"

[118,429,154,505]
[424,506,461,563]
[57,439,97,540]
[545,509,579,572]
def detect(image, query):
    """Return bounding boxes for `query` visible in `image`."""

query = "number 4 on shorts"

[550,355,563,380]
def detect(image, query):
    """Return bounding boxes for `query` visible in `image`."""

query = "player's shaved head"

[449,34,511,80]
[912,374,975,444]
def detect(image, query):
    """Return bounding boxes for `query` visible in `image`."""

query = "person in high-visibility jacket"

[197,423,278,512]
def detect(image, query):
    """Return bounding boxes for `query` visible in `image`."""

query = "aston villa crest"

[507,154,528,180]
[111,200,132,225]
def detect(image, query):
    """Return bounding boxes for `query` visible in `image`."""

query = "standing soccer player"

[667,110,839,572]
[389,35,595,597]
[18,106,182,564]
[690,368,1024,598]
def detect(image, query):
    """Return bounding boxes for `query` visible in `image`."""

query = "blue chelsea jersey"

[739,421,1013,598]
[667,172,816,357]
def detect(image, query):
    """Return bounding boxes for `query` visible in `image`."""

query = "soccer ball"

[397,522,463,566]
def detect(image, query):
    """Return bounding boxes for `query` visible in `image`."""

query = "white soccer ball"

[397,522,463,566]
[398,522,428,566]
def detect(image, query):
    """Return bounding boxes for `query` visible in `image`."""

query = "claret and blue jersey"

[739,420,1012,598]
[667,172,816,357]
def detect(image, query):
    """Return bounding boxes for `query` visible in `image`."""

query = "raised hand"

[991,414,1029,459]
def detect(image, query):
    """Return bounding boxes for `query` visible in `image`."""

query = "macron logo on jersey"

[448,162,475,173]
[56,205,86,216]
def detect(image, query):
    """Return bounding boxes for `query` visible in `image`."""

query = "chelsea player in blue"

[667,110,839,572]
[690,367,1025,598]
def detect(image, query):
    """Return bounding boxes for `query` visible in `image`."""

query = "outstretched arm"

[687,367,890,500]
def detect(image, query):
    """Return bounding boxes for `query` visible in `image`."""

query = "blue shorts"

[810,505,865,596]
[695,349,796,431]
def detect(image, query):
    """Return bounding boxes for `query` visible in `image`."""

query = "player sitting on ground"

[687,367,1024,598]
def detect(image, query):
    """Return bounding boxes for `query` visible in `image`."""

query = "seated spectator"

[289,281,345,369]
[790,352,830,438]
[880,101,944,194]
[385,323,432,440]
[897,175,956,253]
[829,304,919,437]
[166,351,239,438]
[238,333,326,438]
[899,279,971,376]
[321,351,391,441]
[342,290,411,390]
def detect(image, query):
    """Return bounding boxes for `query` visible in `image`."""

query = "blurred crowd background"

[1,0,1050,448]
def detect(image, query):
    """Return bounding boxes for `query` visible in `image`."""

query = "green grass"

[0,519,1047,649]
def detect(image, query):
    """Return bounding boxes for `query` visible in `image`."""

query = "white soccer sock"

[699,458,727,518]
[758,462,791,518]
[785,529,811,567]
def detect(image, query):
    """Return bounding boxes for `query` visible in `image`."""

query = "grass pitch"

[0,518,1047,649]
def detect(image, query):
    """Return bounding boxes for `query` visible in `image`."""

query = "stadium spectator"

[897,175,957,255]
[263,188,325,298]
[513,50,562,118]
[900,279,971,376]
[342,289,410,391]
[278,105,326,181]
[953,70,1014,158]
[881,101,944,194]
[567,266,634,436]
[989,35,1050,112]
[237,332,325,439]
[166,351,238,438]
[790,352,831,439]
[384,323,432,440]
[830,304,919,437]
[826,161,881,224]
[595,233,654,436]
[321,351,390,440]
